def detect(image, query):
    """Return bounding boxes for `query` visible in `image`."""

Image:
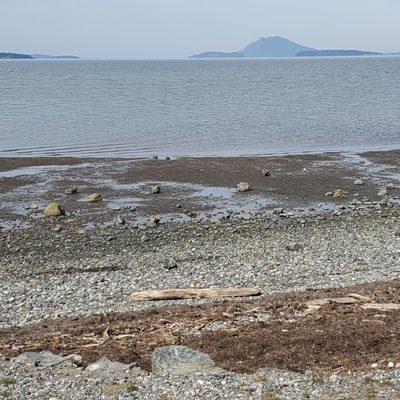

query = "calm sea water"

[1,57,400,158]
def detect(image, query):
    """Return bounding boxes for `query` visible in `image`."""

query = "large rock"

[87,193,102,202]
[152,345,221,375]
[150,185,161,194]
[12,351,69,368]
[237,182,252,192]
[44,202,65,217]
[85,357,130,373]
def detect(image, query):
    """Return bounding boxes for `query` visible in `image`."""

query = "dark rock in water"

[165,156,171,160]
[152,345,220,375]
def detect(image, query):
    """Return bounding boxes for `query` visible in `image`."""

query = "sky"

[1,0,400,59]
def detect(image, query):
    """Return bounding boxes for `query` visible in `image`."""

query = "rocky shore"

[1,150,400,399]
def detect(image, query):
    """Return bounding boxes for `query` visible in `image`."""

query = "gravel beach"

[1,150,400,399]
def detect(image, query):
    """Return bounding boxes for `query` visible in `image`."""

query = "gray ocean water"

[1,57,400,158]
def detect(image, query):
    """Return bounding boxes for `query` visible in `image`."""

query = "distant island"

[0,53,34,59]
[190,36,314,58]
[190,36,387,59]
[0,52,79,60]
[296,49,383,57]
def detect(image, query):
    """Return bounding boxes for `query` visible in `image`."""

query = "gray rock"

[354,179,364,186]
[12,351,67,368]
[85,357,130,373]
[147,215,160,227]
[117,216,126,225]
[286,243,304,252]
[273,207,284,215]
[237,182,252,192]
[152,346,220,375]
[164,257,177,270]
[140,234,149,242]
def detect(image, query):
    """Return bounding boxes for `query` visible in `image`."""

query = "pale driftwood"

[361,303,400,311]
[131,288,261,301]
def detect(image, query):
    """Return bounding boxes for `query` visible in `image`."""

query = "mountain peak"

[190,36,315,59]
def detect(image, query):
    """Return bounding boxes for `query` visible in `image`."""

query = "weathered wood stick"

[131,288,261,301]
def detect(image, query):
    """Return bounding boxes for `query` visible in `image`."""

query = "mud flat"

[0,150,400,399]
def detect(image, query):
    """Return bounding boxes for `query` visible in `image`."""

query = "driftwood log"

[131,288,261,301]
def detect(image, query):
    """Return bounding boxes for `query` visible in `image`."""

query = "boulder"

[333,189,348,198]
[152,346,221,375]
[164,257,177,270]
[44,202,65,217]
[150,185,161,194]
[12,351,72,368]
[237,182,252,192]
[85,357,130,373]
[261,169,270,177]
[377,189,388,197]
[354,179,364,186]
[147,215,160,227]
[87,193,102,202]
[65,186,78,195]
[30,203,39,210]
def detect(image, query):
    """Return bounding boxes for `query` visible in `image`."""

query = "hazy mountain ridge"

[0,52,79,60]
[190,36,391,59]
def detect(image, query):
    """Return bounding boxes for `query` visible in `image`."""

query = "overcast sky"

[1,0,399,59]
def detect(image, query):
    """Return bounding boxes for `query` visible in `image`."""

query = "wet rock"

[44,202,65,217]
[377,189,388,197]
[164,257,178,270]
[261,169,270,176]
[87,193,102,202]
[237,182,252,192]
[85,357,131,373]
[354,179,364,186]
[65,186,78,195]
[150,185,161,194]
[152,345,220,375]
[333,189,348,198]
[286,243,304,252]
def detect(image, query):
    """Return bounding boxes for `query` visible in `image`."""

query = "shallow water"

[1,57,400,158]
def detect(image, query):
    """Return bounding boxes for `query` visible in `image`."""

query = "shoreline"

[1,148,400,399]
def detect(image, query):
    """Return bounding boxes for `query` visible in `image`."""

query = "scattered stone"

[272,208,284,215]
[65,186,78,195]
[377,189,388,197]
[152,346,220,375]
[371,363,378,369]
[140,234,149,243]
[52,225,62,232]
[164,257,178,270]
[261,169,270,176]
[354,179,364,186]
[237,182,252,192]
[333,189,348,198]
[85,357,131,373]
[325,192,333,197]
[285,243,303,252]
[117,216,126,225]
[30,203,39,210]
[150,185,161,194]
[388,361,395,368]
[44,202,65,217]
[87,193,102,202]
